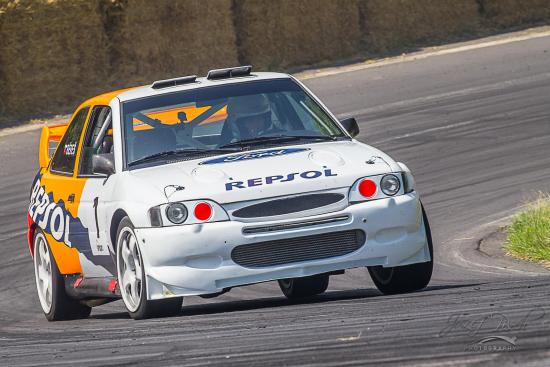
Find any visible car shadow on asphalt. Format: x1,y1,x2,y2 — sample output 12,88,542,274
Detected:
89,283,482,320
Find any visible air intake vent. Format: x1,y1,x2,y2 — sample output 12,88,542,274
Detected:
233,193,345,219
207,65,252,80
151,75,197,89
231,229,365,268
242,215,350,234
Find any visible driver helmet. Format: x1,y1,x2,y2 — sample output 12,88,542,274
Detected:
227,94,272,138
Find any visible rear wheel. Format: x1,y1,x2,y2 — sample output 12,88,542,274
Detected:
278,273,329,299
33,230,91,321
367,203,433,295
116,217,182,319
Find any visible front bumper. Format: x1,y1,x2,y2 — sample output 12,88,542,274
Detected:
134,192,430,300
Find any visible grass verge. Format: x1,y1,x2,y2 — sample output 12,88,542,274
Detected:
505,194,550,267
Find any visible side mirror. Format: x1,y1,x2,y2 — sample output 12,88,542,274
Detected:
92,153,115,176
340,117,359,138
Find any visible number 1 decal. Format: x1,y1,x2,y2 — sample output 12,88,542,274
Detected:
93,197,100,238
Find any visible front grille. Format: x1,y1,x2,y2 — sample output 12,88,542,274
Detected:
231,229,365,268
232,193,345,218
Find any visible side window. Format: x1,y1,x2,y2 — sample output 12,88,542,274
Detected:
50,107,90,174
79,106,112,176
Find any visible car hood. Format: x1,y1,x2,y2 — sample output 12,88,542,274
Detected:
128,141,400,204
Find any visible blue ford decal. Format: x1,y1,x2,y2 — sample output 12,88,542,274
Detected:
200,148,309,165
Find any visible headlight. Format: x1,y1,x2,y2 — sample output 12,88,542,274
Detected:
380,174,400,196
165,202,188,224
154,199,229,226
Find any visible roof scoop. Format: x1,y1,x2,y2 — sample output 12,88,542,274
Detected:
207,65,252,80
151,75,197,89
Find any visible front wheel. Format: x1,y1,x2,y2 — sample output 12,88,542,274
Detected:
33,230,91,321
116,217,182,319
367,203,434,295
278,273,329,299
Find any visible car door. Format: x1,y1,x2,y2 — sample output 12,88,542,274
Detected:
33,106,91,276
74,105,117,277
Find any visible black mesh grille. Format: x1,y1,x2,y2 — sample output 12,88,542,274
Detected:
232,193,345,218
231,230,365,268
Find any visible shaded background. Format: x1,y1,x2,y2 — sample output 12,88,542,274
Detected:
1,0,550,124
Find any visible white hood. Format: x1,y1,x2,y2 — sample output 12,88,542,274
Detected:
128,141,400,204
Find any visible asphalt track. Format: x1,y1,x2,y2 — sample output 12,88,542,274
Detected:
1,34,550,366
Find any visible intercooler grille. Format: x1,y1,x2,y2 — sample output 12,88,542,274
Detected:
231,229,365,268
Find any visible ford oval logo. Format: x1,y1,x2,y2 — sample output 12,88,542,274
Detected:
200,148,309,165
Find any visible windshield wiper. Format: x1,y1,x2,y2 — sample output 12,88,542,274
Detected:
218,134,340,149
128,147,241,167
286,135,341,141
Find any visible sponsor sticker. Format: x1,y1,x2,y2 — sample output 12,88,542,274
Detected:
63,142,77,156
29,180,73,246
225,169,337,190
28,178,91,255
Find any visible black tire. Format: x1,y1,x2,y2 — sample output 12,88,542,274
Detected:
116,217,182,320
33,229,91,321
278,273,330,299
367,203,434,295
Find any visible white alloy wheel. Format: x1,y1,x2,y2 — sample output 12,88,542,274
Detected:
34,232,53,314
117,227,144,313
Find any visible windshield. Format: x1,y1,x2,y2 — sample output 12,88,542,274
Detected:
122,78,347,169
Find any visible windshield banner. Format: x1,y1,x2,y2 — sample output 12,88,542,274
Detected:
200,147,309,165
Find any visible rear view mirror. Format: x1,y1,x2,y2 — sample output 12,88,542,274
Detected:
92,153,115,176
340,117,359,138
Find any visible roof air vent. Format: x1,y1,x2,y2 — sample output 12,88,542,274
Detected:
206,65,252,80
151,75,197,89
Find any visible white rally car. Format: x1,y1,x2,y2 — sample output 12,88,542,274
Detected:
28,66,433,320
